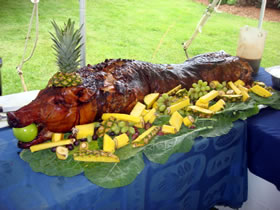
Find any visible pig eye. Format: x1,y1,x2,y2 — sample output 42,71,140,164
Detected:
53,97,64,105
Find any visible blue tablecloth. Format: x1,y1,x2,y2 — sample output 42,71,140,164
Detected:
0,121,248,210
247,68,280,190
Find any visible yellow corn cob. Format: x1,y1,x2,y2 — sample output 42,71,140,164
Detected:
103,134,116,153
221,94,243,102
113,133,129,149
199,90,219,103
239,88,250,102
73,123,95,139
254,81,266,87
187,106,213,115
238,85,249,92
209,80,221,89
167,98,190,114
51,133,64,142
74,152,120,163
102,113,142,124
161,125,177,134
149,114,157,124
141,109,149,116
183,116,194,127
134,118,145,128
195,99,209,109
132,126,160,146
144,93,160,109
209,99,226,112
234,79,245,87
166,84,182,96
228,81,242,95
250,85,272,98
143,108,156,123
130,102,146,117
169,111,183,132
152,101,158,109
30,139,74,153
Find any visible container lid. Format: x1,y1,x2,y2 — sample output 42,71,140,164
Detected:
265,66,280,79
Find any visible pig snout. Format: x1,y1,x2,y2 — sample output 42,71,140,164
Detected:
7,112,22,128
7,110,37,128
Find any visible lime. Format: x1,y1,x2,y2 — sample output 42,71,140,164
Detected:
12,123,38,142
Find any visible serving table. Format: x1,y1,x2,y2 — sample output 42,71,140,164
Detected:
0,90,248,209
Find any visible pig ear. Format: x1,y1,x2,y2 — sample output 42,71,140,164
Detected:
78,88,96,103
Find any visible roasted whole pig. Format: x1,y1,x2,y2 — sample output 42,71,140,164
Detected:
7,51,253,148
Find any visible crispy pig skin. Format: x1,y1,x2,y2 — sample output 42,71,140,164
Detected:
7,51,253,148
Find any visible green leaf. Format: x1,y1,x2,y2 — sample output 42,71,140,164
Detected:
115,143,145,161
143,126,204,164
20,149,84,177
218,100,259,120
83,153,145,188
249,90,280,110
195,116,233,138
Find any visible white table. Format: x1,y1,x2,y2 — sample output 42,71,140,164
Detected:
0,90,39,128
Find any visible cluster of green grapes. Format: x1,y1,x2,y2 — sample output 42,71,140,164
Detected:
157,93,173,113
97,118,136,137
188,80,211,100
110,121,135,135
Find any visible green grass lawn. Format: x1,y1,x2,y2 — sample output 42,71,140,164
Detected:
0,0,279,95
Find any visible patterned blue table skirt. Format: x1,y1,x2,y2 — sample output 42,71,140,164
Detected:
0,120,247,210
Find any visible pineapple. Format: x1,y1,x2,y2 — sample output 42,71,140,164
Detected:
48,19,83,87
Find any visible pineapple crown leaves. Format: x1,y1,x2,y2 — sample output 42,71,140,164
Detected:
50,18,83,73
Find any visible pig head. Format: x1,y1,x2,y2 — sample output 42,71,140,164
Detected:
7,86,97,133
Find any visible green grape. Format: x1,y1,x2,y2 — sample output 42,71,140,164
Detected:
157,101,163,108
198,80,203,85
164,109,169,115
114,127,120,134
223,87,228,92
203,81,208,86
194,93,199,99
222,81,227,86
201,86,206,91
192,83,197,88
203,91,207,95
162,93,169,99
217,84,223,90
118,121,126,128
121,126,129,133
195,87,200,92
93,122,100,127
199,92,203,97
159,104,166,112
189,88,194,93
111,124,118,132
129,127,135,134
206,86,210,91
157,97,164,103
187,91,192,97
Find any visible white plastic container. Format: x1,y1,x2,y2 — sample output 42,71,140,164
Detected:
236,26,267,75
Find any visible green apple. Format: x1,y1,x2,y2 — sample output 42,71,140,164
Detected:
13,123,38,142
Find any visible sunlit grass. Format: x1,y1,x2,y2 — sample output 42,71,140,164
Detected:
0,0,279,95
